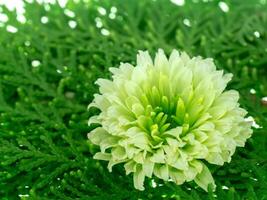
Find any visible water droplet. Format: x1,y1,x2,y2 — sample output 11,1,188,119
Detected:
250,88,256,94
151,179,157,188
111,6,117,13
6,25,18,33
170,0,185,6
250,177,258,181
68,20,77,29
262,96,267,106
41,16,49,24
95,17,103,28
0,0,25,14
32,60,41,67
65,92,75,99
101,28,110,36
0,13,8,23
56,69,62,74
219,1,229,12
44,4,50,11
183,18,191,27
64,9,75,18
254,31,260,38
222,185,229,190
17,14,26,23
18,194,29,198
58,0,67,8
24,41,31,46
109,13,116,19
98,7,107,15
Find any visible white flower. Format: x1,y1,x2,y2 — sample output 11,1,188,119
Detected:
88,49,253,191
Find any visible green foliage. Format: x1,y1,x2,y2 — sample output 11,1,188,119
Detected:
0,0,267,199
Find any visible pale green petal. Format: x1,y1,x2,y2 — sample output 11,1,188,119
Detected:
93,152,111,161
150,148,165,163
180,52,190,64
173,66,193,94
125,95,141,108
169,168,186,185
154,49,169,72
133,151,145,164
111,146,127,160
214,118,233,134
198,122,215,131
193,78,215,109
88,127,109,145
190,160,203,173
123,144,140,159
88,94,110,111
124,80,142,97
108,157,128,172
165,138,183,148
194,164,216,191
127,133,151,151
124,160,137,175
95,78,115,94
190,58,215,86
137,50,152,68
109,63,134,79
212,71,232,96
88,115,100,126
208,106,227,120
163,127,183,139
131,66,148,84
192,130,208,143
109,67,120,75
100,137,120,153
214,90,239,109
206,152,224,165
176,97,185,119
169,155,188,170
169,49,180,66
143,158,154,177
132,103,145,116
184,164,199,181
154,164,169,181
133,165,145,191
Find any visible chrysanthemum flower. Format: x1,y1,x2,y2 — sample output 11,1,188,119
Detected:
88,49,252,191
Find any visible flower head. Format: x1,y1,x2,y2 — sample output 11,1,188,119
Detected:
88,49,252,191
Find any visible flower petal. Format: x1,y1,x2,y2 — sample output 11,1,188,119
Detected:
194,164,216,192
133,165,145,190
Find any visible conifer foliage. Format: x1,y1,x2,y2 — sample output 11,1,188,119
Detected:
0,0,267,199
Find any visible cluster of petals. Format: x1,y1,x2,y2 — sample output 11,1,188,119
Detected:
88,49,252,191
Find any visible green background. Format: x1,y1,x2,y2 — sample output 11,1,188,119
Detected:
0,0,267,199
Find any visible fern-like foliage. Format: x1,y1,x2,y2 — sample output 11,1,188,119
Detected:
0,0,267,199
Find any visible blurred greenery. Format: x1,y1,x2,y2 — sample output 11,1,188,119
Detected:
0,0,267,199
